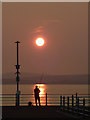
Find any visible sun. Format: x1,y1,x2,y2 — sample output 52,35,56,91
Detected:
35,37,45,46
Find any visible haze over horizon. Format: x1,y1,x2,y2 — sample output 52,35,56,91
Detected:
2,72,88,84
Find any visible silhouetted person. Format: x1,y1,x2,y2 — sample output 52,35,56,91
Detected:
34,86,40,106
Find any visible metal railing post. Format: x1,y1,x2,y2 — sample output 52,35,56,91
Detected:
77,97,79,108
72,94,74,109
67,96,69,110
46,93,47,106
83,98,85,112
63,96,65,110
60,95,62,107
76,93,77,107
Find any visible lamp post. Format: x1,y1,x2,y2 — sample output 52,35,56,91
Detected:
15,41,20,106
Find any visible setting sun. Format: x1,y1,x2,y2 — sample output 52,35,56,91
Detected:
36,37,45,46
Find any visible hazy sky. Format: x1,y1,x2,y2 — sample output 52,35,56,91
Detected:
2,2,88,76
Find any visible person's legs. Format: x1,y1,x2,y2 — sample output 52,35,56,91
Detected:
38,97,40,106
35,97,37,106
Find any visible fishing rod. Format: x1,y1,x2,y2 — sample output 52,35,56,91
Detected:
38,73,44,90
39,72,47,94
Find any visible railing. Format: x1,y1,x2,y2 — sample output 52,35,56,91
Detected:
59,94,90,118
0,93,90,107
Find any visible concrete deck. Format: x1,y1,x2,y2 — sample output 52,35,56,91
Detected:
2,106,88,120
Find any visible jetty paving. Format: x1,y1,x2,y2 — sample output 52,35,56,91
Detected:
2,106,88,120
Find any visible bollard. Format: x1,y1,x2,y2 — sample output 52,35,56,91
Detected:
46,93,47,106
63,96,65,110
60,95,62,107
72,95,74,109
67,96,69,111
28,102,32,107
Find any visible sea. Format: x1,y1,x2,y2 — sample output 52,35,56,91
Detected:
1,84,89,106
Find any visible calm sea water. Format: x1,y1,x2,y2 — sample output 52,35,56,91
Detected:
1,84,88,106
2,84,88,94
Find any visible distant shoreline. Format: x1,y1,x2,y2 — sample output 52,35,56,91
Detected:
2,74,88,84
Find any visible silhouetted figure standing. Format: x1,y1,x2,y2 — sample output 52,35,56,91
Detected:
34,86,40,106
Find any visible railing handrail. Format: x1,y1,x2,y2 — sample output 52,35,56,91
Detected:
0,93,90,95
1,93,90,109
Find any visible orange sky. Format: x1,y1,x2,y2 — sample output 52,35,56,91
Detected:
2,2,88,76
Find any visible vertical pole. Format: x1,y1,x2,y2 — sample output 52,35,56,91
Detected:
76,93,77,107
15,41,20,106
83,98,85,112
72,95,74,109
17,42,19,92
67,96,69,110
77,97,79,108
46,93,47,106
16,94,20,106
60,95,62,107
63,96,65,110
16,93,17,106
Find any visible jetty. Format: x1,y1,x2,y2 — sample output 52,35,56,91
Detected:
1,93,90,119
2,106,89,120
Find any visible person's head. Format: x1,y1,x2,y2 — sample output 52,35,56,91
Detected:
36,86,38,89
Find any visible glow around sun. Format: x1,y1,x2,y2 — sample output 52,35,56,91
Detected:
35,37,45,46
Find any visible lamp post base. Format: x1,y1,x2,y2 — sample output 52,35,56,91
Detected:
16,93,20,106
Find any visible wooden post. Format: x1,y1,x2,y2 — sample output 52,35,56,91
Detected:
67,96,69,110
46,93,47,106
83,98,85,112
76,93,77,107
72,95,74,109
63,96,65,110
60,95,62,106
